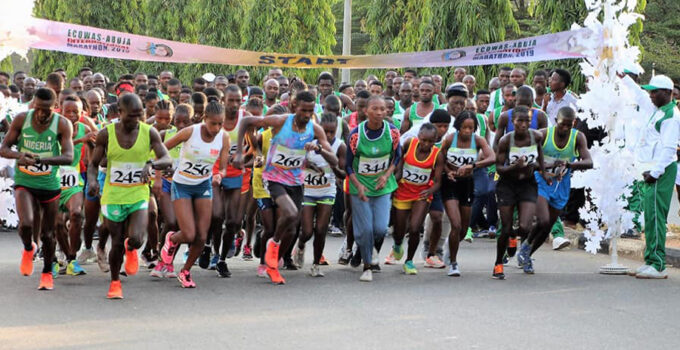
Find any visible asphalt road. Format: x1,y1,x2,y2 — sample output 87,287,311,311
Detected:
0,232,679,350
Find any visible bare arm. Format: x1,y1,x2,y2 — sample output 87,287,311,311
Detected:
537,110,548,129
310,123,338,167
332,142,347,179
87,128,108,197
340,93,356,112
492,112,508,151
41,116,73,166
569,132,593,171
474,135,496,169
164,126,193,150
234,114,287,169
0,112,28,160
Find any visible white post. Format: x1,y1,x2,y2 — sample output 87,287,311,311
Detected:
341,0,352,84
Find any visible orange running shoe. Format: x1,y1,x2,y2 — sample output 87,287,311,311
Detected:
107,280,123,299
319,255,329,266
20,242,37,276
492,264,505,280
266,267,286,285
264,239,280,269
124,238,139,276
38,272,53,290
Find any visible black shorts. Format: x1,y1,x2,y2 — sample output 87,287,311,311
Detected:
267,182,303,211
495,177,537,207
15,185,61,204
441,176,474,206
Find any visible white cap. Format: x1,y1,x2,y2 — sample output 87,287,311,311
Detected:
642,75,674,91
622,63,643,76
202,73,216,82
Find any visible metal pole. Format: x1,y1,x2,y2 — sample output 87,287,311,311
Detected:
341,0,352,84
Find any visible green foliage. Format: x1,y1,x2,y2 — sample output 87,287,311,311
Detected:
639,0,679,82
241,0,337,84
0,57,13,73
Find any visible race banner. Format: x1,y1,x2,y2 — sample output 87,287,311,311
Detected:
19,17,594,69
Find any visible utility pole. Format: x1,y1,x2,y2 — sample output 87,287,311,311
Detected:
341,0,352,84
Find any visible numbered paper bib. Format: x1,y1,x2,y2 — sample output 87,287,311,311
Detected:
178,160,212,179
509,145,538,165
271,145,306,170
402,163,431,185
446,148,477,168
18,152,53,176
358,154,389,176
60,166,80,189
544,156,570,175
109,161,145,187
304,170,331,189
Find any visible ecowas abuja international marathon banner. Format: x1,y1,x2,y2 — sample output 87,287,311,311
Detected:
25,17,593,68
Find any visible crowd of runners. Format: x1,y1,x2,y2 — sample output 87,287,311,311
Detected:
0,64,678,298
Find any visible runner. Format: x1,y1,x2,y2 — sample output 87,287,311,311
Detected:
439,111,495,276
234,90,336,284
0,87,74,290
159,101,229,287
87,93,171,299
56,96,95,276
388,123,443,275
492,106,545,280
346,95,401,282
150,104,193,278
293,112,346,277
486,67,513,114
517,106,592,274
400,79,439,134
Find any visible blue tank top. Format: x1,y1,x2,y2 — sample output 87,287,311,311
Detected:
263,114,315,186
506,108,540,132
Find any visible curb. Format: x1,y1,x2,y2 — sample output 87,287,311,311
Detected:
556,227,680,268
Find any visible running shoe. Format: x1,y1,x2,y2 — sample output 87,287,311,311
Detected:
384,251,397,265
38,272,53,291
403,260,418,275
20,242,36,276
96,245,110,273
76,247,96,265
257,264,267,278
52,262,59,279
58,263,67,275
370,264,381,273
242,246,253,261
424,255,446,269
198,245,212,269
284,257,298,270
56,250,67,267
150,262,165,278
328,224,343,237
447,262,461,277
264,238,280,269
141,250,157,269
66,260,86,276
552,236,571,250
310,264,324,277
234,229,245,257
464,228,474,243
253,231,262,259
160,231,178,265
292,246,305,268
391,244,404,261
178,269,197,288
209,254,219,270
502,253,509,266
629,264,652,276
517,242,531,268
487,225,497,239
371,247,379,266
473,229,489,239
164,263,177,278
319,255,329,266
338,250,352,265
492,264,505,280
124,238,139,276
507,237,518,257
636,266,668,279
359,269,372,282
107,280,123,299
266,267,286,285
216,260,231,278
523,257,534,274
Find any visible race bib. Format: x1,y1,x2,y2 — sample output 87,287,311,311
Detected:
509,145,538,165
109,161,145,186
543,156,569,175
60,166,80,189
358,154,389,176
402,163,431,185
304,170,331,189
18,152,53,176
178,160,212,179
446,148,477,168
271,145,306,170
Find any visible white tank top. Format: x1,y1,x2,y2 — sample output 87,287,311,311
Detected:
173,123,225,185
303,138,342,198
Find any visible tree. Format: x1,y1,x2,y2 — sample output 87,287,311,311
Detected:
241,0,337,84
32,0,146,80
639,0,679,81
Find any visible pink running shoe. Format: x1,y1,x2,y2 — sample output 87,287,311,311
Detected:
150,262,165,278
177,269,196,288
257,264,267,278
160,232,178,265
164,263,177,278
